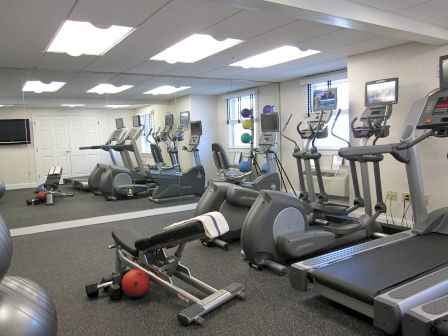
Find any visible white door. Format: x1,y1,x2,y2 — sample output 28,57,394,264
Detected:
34,115,101,184
68,116,101,178
34,117,72,184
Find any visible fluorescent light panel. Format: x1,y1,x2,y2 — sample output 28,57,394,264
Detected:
143,85,190,95
151,34,243,64
61,104,85,107
47,20,134,57
230,46,320,69
22,81,66,93
105,105,131,109
87,84,133,94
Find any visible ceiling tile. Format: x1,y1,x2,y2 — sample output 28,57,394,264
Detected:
350,0,429,12
399,0,448,22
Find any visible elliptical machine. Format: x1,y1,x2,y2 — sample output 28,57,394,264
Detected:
241,82,397,275
149,113,180,174
99,116,154,201
148,120,205,202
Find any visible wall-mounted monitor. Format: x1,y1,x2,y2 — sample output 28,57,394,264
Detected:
365,77,399,107
0,119,31,145
261,112,279,132
190,121,202,135
115,118,124,129
439,55,448,90
132,115,141,127
165,113,174,126
313,88,337,111
180,111,190,127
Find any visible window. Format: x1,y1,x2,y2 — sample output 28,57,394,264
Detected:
307,78,349,150
139,113,154,154
227,94,258,148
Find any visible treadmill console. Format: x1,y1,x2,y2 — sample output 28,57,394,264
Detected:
417,90,448,130
259,132,277,146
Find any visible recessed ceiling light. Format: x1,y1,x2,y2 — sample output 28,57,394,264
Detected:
143,85,190,95
61,104,86,107
22,81,66,93
150,34,243,64
87,84,133,94
105,104,131,109
0,105,13,107
229,46,320,69
47,20,134,57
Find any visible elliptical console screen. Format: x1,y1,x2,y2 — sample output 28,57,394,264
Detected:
132,115,141,127
261,112,279,132
365,78,398,106
190,121,202,135
165,113,174,126
180,111,190,127
313,88,337,111
115,118,124,129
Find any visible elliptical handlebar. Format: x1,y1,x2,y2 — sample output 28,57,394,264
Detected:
332,108,351,147
145,127,153,144
282,114,299,147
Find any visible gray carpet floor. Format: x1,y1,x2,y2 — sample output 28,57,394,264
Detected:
0,186,199,229
8,210,385,336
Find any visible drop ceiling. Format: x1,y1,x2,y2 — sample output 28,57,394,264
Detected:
1,0,448,108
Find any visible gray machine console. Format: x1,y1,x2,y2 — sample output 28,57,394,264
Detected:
259,112,279,146
417,90,448,130
189,121,202,146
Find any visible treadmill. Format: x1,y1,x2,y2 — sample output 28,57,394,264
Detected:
290,67,448,335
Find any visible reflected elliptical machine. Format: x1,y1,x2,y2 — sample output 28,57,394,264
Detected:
149,118,205,202
290,56,448,336
99,115,154,200
195,110,295,249
241,80,397,275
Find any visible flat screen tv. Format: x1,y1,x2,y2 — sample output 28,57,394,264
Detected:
313,88,337,111
0,119,31,145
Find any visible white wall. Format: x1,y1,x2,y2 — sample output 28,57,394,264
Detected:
190,95,219,180
347,42,448,220
0,107,135,188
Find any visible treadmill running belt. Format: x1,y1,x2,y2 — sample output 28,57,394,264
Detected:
312,233,448,304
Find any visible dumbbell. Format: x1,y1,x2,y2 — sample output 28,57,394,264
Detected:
85,272,123,300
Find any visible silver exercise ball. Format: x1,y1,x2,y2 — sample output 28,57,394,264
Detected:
0,215,12,280
0,276,58,336
0,180,5,199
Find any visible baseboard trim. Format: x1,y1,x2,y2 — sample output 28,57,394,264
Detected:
5,182,35,190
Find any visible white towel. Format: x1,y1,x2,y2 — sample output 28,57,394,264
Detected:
164,211,229,239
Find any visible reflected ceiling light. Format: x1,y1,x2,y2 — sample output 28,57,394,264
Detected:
143,85,190,95
105,105,131,108
0,105,13,107
150,34,243,64
229,46,320,69
22,81,66,93
61,104,85,107
87,84,133,94
47,20,134,57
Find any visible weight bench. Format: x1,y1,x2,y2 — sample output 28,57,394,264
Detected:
44,166,74,204
109,211,246,326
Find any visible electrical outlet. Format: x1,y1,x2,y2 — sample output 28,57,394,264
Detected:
402,192,411,202
386,191,398,201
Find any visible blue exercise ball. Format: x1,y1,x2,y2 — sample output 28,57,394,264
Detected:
261,163,270,174
262,105,274,113
0,179,5,199
239,161,252,173
240,108,252,118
